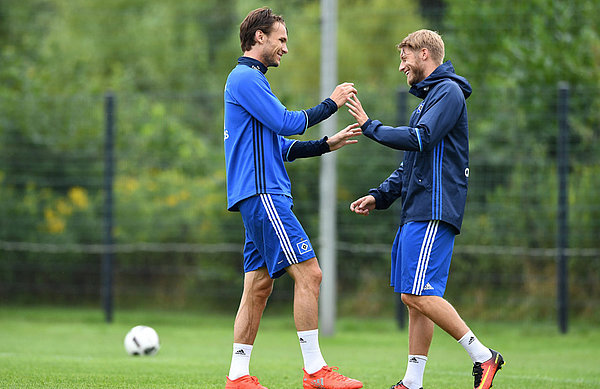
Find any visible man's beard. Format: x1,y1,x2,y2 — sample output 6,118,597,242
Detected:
408,66,425,86
263,51,280,67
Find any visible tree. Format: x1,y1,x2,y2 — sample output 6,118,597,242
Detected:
442,0,600,320
444,0,600,164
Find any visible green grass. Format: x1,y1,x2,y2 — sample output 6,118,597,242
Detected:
0,307,599,388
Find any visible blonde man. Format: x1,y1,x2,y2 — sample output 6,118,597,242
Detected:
348,30,504,389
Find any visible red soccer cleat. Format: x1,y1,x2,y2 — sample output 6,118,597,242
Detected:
472,349,504,389
303,365,363,389
225,375,268,389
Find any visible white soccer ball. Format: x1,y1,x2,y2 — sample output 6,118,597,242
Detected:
124,325,160,356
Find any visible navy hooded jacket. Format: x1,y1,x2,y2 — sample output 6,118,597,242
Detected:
362,61,472,233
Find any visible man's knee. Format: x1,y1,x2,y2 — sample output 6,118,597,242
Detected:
245,270,274,300
254,279,274,300
288,257,322,289
402,293,442,313
401,293,426,309
298,267,322,292
306,262,322,286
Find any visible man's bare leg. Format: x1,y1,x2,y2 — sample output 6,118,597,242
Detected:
286,258,362,387
286,257,322,331
234,268,274,344
228,268,273,381
407,306,435,355
401,294,469,340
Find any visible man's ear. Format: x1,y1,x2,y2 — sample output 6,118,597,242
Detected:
420,48,429,61
255,29,265,45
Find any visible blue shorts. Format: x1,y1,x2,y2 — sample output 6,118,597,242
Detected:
238,194,316,279
391,220,455,296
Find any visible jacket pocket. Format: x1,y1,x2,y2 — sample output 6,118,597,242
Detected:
412,152,432,188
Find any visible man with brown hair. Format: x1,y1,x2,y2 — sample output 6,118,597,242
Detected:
348,30,504,389
223,7,363,389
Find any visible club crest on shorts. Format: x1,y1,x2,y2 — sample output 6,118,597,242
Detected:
296,239,312,255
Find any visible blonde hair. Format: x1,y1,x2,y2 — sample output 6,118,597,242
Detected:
397,29,445,65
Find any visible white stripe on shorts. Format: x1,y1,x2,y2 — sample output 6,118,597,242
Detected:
259,194,298,265
412,220,439,295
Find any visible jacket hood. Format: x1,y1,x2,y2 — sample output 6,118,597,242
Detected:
409,61,472,100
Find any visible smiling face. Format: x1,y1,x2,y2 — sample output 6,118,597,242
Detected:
399,47,426,86
258,22,288,67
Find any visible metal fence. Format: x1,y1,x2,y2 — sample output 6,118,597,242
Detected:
0,84,598,331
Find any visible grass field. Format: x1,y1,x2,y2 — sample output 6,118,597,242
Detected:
0,307,599,388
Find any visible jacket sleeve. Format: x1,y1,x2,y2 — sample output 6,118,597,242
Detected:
361,82,464,152
232,72,308,136
281,137,330,162
362,119,422,151
305,98,338,127
368,163,403,210
280,137,296,161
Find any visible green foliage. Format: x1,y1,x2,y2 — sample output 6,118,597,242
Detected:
114,169,228,243
445,0,600,163
453,162,600,322
441,0,600,321
0,0,598,319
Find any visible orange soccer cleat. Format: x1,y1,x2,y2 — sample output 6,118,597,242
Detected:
472,349,504,389
303,365,363,389
225,375,268,389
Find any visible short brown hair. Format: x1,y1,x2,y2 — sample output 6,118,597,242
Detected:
239,7,285,52
397,29,445,65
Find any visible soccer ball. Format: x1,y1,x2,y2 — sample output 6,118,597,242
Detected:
124,325,160,356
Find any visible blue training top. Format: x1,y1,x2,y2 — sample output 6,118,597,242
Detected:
223,57,337,211
363,61,472,233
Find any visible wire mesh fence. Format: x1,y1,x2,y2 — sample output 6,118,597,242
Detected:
0,83,598,326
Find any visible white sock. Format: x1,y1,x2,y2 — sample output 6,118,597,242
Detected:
458,331,492,363
228,343,253,380
402,355,427,389
297,329,327,374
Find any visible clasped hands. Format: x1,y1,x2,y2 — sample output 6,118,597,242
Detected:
328,83,376,216
326,83,370,151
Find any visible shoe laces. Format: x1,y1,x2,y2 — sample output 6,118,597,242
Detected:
321,366,348,382
390,381,404,389
246,376,263,387
472,362,484,387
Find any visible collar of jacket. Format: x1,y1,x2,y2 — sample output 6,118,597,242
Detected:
238,56,268,74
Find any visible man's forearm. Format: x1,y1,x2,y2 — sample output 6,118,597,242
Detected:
286,137,330,161
304,98,338,128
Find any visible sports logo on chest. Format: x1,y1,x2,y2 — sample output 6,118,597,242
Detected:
416,102,425,115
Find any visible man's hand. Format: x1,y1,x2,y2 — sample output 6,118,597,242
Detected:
327,123,362,151
329,82,357,108
350,195,376,216
346,94,369,127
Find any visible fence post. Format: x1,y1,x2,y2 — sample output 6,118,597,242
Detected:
557,82,569,334
102,92,116,323
395,88,408,330
319,0,338,337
